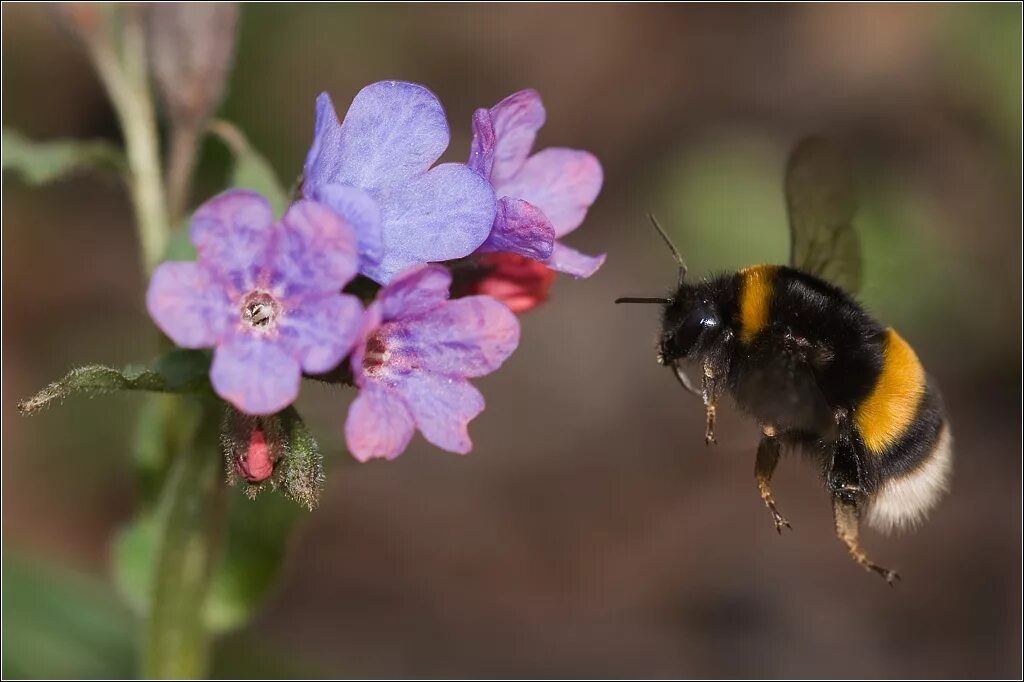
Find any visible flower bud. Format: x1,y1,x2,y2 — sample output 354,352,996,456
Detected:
221,406,324,509
464,252,555,314
235,427,273,483
147,3,239,128
222,409,278,490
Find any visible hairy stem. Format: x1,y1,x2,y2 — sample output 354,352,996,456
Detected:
87,7,170,273
142,403,226,679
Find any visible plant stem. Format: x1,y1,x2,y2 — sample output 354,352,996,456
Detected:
165,120,202,227
78,9,222,678
87,7,170,273
142,403,226,679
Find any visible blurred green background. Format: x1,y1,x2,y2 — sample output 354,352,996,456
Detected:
2,3,1021,678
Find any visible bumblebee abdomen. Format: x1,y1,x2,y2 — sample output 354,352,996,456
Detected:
853,329,952,533
854,329,926,454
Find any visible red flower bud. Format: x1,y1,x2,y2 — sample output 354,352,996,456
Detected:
468,252,555,314
235,427,274,483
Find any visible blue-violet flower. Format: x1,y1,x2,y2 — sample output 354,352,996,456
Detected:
303,80,497,284
147,189,363,415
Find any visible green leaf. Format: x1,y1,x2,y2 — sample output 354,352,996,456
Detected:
210,119,288,216
112,514,159,617
1,129,125,185
18,349,212,415
2,550,136,679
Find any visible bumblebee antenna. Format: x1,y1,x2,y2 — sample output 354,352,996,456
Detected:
648,213,687,286
614,297,672,305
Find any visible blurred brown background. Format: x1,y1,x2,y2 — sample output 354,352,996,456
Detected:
3,3,1021,678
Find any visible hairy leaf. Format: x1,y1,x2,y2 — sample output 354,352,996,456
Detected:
1,129,125,185
18,349,211,415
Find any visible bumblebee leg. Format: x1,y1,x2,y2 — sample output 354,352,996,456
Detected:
754,430,791,533
703,401,717,445
831,494,900,585
701,359,721,445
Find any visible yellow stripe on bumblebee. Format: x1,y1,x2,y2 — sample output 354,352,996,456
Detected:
855,329,926,454
738,265,778,343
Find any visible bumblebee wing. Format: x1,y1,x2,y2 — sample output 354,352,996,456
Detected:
785,137,862,294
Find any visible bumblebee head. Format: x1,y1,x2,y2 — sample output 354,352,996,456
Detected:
658,286,723,364
615,213,726,365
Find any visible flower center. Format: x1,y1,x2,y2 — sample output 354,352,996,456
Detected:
362,333,388,377
241,291,280,331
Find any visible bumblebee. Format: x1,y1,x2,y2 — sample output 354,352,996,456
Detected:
617,138,952,583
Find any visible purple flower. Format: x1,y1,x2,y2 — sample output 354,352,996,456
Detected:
345,265,519,461
147,189,363,415
303,81,497,284
469,89,605,278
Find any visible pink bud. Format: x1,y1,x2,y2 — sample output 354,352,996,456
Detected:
235,427,274,483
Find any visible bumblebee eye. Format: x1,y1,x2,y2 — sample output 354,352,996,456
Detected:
662,304,721,361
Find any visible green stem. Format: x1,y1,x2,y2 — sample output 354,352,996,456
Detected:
77,9,220,678
142,403,226,679
165,120,203,227
87,7,170,273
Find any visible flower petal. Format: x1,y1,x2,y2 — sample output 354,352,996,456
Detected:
345,381,415,461
478,197,555,260
385,296,519,378
190,189,275,292
147,262,233,348
498,148,603,237
546,241,606,279
395,374,485,454
309,184,384,272
467,252,556,314
468,108,495,178
302,92,344,195
377,265,451,321
367,163,496,283
277,293,363,374
489,89,546,186
266,200,358,298
304,83,449,192
210,333,301,415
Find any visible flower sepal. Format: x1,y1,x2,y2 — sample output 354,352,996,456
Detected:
221,405,324,511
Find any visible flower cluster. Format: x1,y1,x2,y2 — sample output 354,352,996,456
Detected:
147,81,603,466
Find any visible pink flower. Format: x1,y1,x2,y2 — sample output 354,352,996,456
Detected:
469,89,605,278
345,265,519,461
